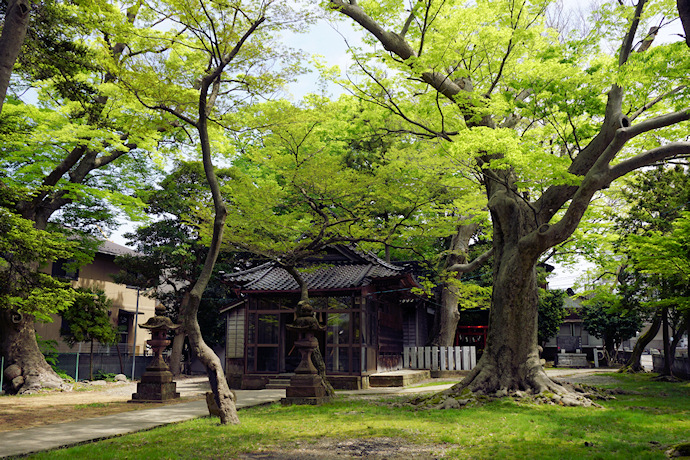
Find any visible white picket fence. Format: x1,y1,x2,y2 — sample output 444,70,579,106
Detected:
403,346,476,371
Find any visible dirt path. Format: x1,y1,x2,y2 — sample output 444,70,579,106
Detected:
0,376,210,432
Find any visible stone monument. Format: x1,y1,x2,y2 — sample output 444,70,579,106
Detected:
130,304,181,402
282,300,332,405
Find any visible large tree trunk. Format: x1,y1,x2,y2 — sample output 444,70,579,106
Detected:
0,228,67,393
454,245,563,395
0,311,68,394
0,0,31,115
168,329,186,376
445,192,586,402
620,311,661,373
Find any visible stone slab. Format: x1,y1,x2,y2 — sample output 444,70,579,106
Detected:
555,353,589,368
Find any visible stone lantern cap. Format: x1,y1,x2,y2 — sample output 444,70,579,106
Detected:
286,300,326,333
139,304,181,331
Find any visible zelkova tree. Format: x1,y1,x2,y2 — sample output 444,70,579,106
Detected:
1,2,161,393
109,0,308,424
329,0,690,400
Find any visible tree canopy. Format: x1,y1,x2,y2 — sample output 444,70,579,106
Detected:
326,0,690,399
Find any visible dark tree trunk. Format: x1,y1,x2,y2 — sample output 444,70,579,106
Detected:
115,342,124,375
603,335,618,365
0,311,67,393
620,311,661,373
668,317,687,374
661,307,672,376
168,329,186,376
679,0,690,47
0,0,31,115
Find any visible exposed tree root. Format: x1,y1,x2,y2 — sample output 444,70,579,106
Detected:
618,364,647,374
411,361,599,409
411,382,601,410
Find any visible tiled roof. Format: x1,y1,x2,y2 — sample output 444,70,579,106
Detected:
98,240,138,256
223,246,406,292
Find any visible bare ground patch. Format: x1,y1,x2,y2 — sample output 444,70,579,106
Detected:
237,437,456,459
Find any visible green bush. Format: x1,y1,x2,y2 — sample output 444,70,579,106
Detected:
93,370,118,382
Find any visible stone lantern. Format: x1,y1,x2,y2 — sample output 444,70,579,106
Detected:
131,304,181,402
282,300,332,405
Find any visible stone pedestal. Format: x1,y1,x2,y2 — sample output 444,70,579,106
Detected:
282,335,332,405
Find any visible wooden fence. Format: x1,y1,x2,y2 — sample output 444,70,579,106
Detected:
403,346,476,371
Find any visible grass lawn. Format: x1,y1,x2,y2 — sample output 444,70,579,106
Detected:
28,373,689,459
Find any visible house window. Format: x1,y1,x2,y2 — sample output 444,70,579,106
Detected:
117,311,133,345
226,308,245,359
317,296,359,375
245,310,280,373
52,259,79,281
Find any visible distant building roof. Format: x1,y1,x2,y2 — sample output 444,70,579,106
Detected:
223,246,411,292
98,240,138,257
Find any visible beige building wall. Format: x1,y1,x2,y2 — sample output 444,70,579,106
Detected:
35,245,156,356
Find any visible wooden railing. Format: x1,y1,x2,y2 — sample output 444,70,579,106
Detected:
403,346,476,371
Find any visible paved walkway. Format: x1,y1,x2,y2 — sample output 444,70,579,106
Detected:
0,388,285,458
0,368,615,458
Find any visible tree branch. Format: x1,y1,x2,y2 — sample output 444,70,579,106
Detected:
446,247,494,273
608,142,690,181
285,265,309,302
619,0,647,66
629,85,687,121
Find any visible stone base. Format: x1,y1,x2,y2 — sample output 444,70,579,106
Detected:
369,370,430,387
430,369,470,379
282,373,331,405
130,369,180,402
281,395,333,405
